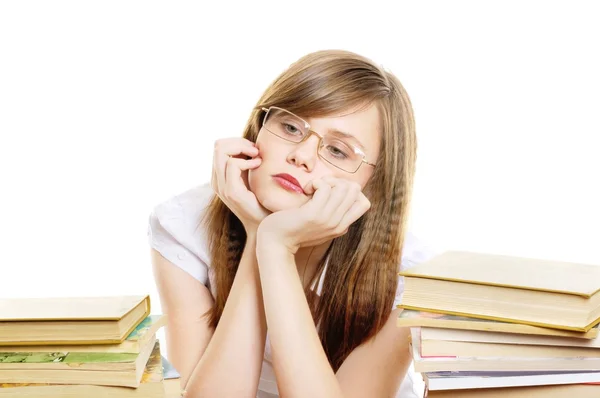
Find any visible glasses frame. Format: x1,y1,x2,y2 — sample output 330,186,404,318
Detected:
260,106,376,174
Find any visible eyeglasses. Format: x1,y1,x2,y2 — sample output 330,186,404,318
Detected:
260,107,376,173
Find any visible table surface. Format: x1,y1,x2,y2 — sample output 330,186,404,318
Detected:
164,379,181,398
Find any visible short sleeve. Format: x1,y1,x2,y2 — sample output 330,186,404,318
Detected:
147,184,214,287
393,232,438,309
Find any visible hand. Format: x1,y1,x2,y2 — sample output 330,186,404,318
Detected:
257,177,371,253
211,137,270,234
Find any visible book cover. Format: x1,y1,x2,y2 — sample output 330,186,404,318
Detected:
424,370,600,391
0,341,165,397
0,315,166,354
399,251,600,297
397,309,599,339
0,296,150,321
0,336,156,371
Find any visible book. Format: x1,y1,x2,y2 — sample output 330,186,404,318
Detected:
0,315,166,354
0,295,151,346
423,370,600,391
0,336,157,387
397,310,599,339
425,383,600,397
410,329,600,373
398,251,600,331
420,326,600,349
0,340,166,397
420,335,600,359
161,356,180,380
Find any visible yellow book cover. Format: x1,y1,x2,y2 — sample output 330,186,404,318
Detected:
0,295,151,346
0,315,166,353
0,296,150,321
398,251,600,331
397,309,599,339
399,251,600,297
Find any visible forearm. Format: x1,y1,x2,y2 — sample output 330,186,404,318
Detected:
185,233,267,397
256,242,343,398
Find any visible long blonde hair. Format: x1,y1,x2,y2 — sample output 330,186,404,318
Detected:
203,50,417,371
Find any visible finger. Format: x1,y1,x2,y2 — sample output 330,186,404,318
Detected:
225,140,259,159
339,194,371,229
305,178,332,212
214,139,259,171
225,157,262,187
216,146,259,175
224,157,262,202
321,181,351,220
213,139,259,194
302,175,338,196
329,182,361,225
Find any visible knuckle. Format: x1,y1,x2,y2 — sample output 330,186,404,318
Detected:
335,226,348,236
363,199,372,211
307,214,320,226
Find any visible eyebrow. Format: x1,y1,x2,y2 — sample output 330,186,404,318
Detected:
326,128,367,151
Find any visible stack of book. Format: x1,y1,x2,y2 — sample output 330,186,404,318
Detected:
0,295,169,397
397,251,600,397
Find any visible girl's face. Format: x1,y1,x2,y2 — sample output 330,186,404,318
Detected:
248,103,381,213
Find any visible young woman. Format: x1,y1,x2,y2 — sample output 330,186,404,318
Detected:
149,49,435,398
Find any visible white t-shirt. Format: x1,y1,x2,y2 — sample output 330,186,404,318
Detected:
148,184,435,398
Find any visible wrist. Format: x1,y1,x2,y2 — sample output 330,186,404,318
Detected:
245,227,258,242
243,220,263,240
256,224,298,255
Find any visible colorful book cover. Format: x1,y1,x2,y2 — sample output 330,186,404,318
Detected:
0,341,163,390
126,315,164,341
0,350,138,364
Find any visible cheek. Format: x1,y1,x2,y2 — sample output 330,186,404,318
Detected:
357,169,374,189
248,168,258,192
329,168,371,189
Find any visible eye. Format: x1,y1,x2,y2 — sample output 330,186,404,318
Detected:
282,123,303,136
325,144,350,159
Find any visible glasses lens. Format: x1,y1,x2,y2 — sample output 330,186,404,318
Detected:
264,108,307,142
319,136,363,172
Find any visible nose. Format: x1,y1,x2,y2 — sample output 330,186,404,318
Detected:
286,132,320,172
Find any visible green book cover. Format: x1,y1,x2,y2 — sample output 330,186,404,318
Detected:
0,350,138,364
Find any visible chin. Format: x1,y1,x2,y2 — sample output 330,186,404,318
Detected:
258,194,305,213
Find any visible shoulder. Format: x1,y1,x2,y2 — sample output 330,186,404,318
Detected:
148,184,215,285
152,183,214,223
400,231,437,271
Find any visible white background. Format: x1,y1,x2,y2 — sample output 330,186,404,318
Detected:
1,1,599,354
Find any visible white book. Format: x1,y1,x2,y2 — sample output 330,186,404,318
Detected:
421,327,600,348
424,370,600,391
410,328,600,373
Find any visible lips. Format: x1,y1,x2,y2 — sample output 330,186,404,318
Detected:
272,173,305,194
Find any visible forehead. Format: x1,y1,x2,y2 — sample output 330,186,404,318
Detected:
303,104,381,152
